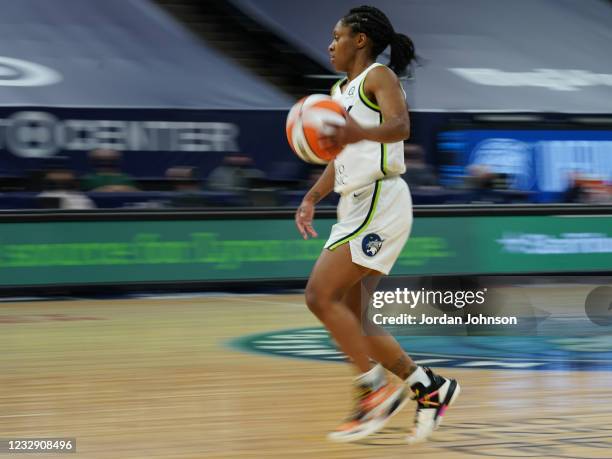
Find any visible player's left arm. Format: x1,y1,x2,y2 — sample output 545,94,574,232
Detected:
326,66,410,147
361,66,410,143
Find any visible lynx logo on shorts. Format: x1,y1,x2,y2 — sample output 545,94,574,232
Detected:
362,233,383,257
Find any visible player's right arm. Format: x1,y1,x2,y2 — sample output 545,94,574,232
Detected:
295,161,335,240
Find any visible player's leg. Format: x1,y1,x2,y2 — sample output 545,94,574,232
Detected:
343,276,461,444
342,276,417,380
305,244,373,372
305,243,406,442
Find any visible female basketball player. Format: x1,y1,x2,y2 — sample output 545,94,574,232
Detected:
295,5,460,444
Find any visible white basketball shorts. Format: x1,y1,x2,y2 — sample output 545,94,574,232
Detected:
324,175,413,275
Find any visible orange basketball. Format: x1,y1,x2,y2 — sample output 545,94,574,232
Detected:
285,94,346,164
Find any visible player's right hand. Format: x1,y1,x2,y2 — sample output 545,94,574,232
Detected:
295,200,318,240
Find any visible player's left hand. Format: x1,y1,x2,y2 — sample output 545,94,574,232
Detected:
318,114,365,151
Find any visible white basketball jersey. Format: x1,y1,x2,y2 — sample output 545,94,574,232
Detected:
331,63,406,195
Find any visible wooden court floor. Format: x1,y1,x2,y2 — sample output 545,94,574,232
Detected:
1,289,611,458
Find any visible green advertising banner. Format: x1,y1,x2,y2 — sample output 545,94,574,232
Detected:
0,215,610,286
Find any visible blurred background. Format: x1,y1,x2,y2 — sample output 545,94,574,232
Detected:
1,2,612,458
0,0,609,293
0,0,611,211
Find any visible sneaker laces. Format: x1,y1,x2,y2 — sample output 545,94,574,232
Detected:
409,367,443,404
411,388,441,407
409,368,442,432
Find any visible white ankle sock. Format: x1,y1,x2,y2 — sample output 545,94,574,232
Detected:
355,364,386,390
406,366,431,388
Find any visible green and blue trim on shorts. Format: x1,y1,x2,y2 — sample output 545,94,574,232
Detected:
326,179,382,251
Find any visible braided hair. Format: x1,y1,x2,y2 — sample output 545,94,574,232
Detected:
341,5,416,76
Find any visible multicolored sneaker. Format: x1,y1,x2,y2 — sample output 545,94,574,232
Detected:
328,381,408,443
406,367,460,445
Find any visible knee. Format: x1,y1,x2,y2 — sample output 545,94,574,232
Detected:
305,283,331,318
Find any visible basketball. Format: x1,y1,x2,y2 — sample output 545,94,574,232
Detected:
285,94,347,164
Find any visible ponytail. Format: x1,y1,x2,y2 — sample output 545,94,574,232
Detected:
389,32,416,76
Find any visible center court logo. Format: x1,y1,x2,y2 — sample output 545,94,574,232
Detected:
0,56,62,87
229,327,612,372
